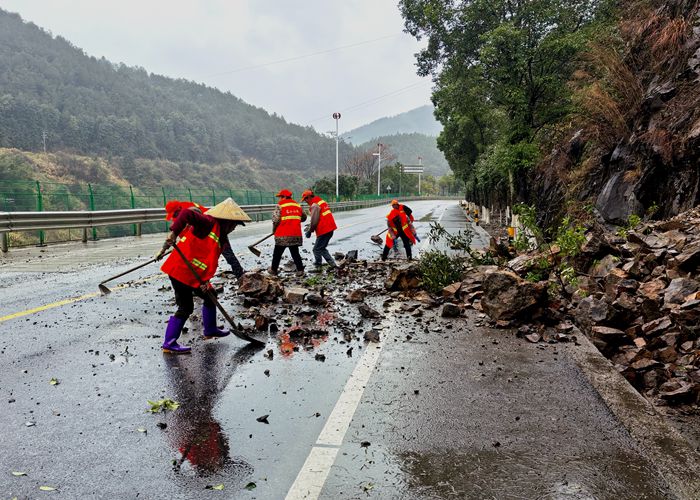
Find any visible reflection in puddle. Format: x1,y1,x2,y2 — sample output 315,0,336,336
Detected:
163,343,259,477
276,311,334,358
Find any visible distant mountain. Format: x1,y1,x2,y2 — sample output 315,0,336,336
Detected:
0,9,352,190
359,133,449,176
344,105,442,145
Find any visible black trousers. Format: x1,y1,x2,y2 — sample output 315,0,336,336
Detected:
221,246,244,278
271,245,304,272
381,230,412,260
170,277,215,319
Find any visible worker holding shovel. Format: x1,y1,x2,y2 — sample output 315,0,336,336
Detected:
166,200,246,279
301,189,338,272
269,189,307,277
381,199,416,261
157,198,251,354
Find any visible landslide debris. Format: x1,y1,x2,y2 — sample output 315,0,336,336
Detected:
471,206,700,409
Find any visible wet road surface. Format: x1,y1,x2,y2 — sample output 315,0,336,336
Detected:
0,200,674,498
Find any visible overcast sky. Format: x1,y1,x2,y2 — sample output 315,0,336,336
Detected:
1,0,432,133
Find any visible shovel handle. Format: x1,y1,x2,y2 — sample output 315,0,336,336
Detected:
250,232,274,248
99,250,172,286
171,244,264,346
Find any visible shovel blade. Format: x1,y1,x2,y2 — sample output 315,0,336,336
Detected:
248,245,262,257
370,235,383,244
98,283,111,295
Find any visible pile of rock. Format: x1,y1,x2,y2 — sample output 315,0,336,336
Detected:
468,207,700,406
568,209,700,406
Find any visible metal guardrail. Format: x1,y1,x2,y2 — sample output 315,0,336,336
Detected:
0,195,449,252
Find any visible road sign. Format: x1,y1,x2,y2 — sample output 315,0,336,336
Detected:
401,164,424,173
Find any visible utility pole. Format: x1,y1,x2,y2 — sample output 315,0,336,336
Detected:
332,112,341,200
373,143,383,196
42,130,47,154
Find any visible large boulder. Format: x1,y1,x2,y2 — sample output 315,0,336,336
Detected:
239,272,284,300
664,278,699,307
384,264,421,291
480,270,546,321
595,171,644,225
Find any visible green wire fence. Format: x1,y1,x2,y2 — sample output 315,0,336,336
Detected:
0,179,419,248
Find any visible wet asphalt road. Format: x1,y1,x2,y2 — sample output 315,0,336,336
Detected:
0,200,672,499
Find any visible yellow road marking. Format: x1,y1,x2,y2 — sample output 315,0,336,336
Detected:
0,274,163,324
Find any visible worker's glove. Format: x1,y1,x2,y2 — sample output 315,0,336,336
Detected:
305,230,312,239
200,281,215,294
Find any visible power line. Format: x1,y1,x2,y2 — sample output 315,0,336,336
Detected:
208,33,401,77
306,81,431,125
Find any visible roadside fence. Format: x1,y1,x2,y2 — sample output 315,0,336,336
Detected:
0,179,461,251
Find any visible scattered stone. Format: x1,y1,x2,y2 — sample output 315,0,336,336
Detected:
315,353,326,362
442,282,462,298
440,303,461,318
306,292,326,306
256,415,269,424
358,304,381,319
284,287,308,304
364,331,380,343
346,289,367,303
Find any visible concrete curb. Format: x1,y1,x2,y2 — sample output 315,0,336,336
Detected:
571,333,700,499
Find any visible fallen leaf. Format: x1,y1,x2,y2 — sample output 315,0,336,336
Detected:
213,484,225,490
39,486,56,491
245,482,257,490
362,483,375,492
11,471,27,476
49,378,59,386
147,398,180,413
137,428,147,433
256,415,269,424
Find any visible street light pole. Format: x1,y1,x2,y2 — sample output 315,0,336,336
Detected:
332,112,341,200
373,143,383,196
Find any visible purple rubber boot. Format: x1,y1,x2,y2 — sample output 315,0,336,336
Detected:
202,305,230,339
162,316,191,354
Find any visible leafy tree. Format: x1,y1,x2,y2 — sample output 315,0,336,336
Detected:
400,0,610,205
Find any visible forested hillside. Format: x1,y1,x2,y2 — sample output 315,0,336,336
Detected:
345,105,441,144
359,133,449,176
0,9,352,187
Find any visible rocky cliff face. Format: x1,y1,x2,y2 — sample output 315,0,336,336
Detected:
536,0,700,227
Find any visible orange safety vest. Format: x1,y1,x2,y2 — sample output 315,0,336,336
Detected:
398,204,415,223
161,222,222,287
309,196,337,236
275,198,303,238
385,208,416,248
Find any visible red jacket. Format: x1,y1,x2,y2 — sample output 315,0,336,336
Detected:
385,208,416,248
161,210,225,287
274,198,303,238
308,196,337,236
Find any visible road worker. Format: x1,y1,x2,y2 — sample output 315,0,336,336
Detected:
381,199,416,261
157,198,251,354
270,189,306,277
301,189,338,271
165,200,246,279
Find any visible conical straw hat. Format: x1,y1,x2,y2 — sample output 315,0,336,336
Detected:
204,197,252,222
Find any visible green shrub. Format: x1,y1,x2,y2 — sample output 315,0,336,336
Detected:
419,250,465,294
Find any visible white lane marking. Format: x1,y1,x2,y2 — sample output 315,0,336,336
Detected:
286,447,340,500
286,344,383,500
316,344,383,446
